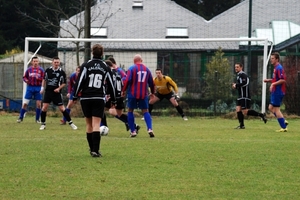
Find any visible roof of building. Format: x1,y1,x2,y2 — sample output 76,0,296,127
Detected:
58,0,300,50
0,52,53,63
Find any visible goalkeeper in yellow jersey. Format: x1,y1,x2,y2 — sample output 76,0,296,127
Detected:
149,68,188,120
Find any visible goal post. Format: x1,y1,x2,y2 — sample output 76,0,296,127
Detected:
23,37,272,114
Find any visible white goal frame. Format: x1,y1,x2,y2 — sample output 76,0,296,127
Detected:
23,37,272,113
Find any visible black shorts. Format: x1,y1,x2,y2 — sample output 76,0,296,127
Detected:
81,99,105,118
105,97,125,110
236,99,251,109
43,91,64,106
155,92,175,101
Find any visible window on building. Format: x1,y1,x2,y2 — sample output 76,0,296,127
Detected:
91,27,107,38
166,27,189,38
132,0,143,9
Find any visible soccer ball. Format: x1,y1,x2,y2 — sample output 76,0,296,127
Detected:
100,126,109,136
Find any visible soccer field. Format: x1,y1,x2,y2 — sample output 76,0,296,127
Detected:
0,113,299,199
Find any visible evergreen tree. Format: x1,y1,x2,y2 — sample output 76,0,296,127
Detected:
204,47,234,113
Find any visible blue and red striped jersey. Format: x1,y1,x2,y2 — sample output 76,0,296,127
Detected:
122,63,154,99
68,72,78,94
272,64,286,95
116,67,126,81
23,66,45,86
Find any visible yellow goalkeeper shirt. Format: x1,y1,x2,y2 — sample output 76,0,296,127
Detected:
153,76,178,95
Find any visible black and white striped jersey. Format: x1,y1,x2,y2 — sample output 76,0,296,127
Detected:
235,71,250,100
73,58,115,101
44,67,66,92
111,68,123,98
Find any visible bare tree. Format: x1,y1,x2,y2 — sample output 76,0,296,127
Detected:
17,0,122,65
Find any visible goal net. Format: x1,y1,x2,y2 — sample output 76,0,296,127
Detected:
21,37,271,116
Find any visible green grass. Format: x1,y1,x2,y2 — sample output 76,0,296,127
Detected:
0,113,300,199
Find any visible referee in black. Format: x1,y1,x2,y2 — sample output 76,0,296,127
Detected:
232,62,267,129
73,44,116,157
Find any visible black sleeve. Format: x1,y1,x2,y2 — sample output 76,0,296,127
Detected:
104,66,116,102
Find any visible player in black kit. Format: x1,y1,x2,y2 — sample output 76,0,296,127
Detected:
39,56,77,130
73,44,116,157
232,62,267,129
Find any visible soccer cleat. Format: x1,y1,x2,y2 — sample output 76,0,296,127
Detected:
90,152,102,157
130,132,137,137
39,124,46,130
135,124,140,134
17,118,23,123
262,113,267,124
125,123,130,131
285,120,289,127
36,120,41,124
234,125,245,129
276,128,288,132
183,116,188,121
70,123,78,130
148,130,155,138
60,119,66,125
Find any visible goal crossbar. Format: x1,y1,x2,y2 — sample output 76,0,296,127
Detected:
23,37,272,113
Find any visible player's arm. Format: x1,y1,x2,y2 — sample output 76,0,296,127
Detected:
121,68,132,97
235,74,249,88
168,77,178,93
23,69,30,84
40,79,46,94
263,78,272,83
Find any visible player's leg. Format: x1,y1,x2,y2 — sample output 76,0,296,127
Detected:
148,94,160,115
18,87,33,122
17,99,29,123
85,117,93,156
139,97,154,138
127,98,138,137
246,105,267,124
40,102,49,130
81,100,94,156
55,93,77,129
169,94,187,120
33,87,43,123
91,99,105,157
235,99,245,129
61,94,74,124
100,112,107,126
270,94,287,131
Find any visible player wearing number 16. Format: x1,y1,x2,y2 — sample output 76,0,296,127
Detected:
72,44,116,157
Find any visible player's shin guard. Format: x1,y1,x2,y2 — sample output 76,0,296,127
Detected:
115,114,128,123
36,108,41,121
237,111,244,126
62,108,70,122
92,131,101,153
143,112,152,130
127,112,135,132
149,104,153,115
278,118,286,128
175,105,184,117
247,109,260,116
62,110,72,123
101,113,107,126
41,111,47,124
86,132,93,151
20,108,27,119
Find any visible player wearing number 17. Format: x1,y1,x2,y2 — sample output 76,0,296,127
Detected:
122,54,155,138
